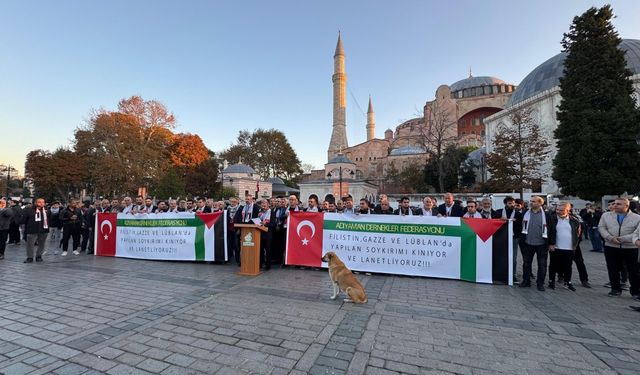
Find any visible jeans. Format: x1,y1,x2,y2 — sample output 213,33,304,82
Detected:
588,227,602,252
523,243,548,286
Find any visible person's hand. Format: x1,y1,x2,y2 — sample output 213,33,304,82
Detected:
612,237,621,244
635,239,640,247
549,245,555,252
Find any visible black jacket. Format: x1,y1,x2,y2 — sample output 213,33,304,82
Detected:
496,208,523,237
547,214,581,250
437,203,464,217
23,207,50,234
61,207,83,228
416,207,439,216
394,207,417,216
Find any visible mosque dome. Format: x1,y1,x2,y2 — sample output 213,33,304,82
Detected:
507,39,640,107
327,154,354,164
450,76,506,91
389,145,426,156
266,177,285,185
222,163,256,174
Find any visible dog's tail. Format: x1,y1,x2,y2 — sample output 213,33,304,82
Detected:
346,287,368,304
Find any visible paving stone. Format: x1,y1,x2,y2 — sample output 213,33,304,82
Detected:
0,362,37,375
136,358,170,372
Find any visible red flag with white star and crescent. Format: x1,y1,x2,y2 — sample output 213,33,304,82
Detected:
285,212,323,267
95,213,117,257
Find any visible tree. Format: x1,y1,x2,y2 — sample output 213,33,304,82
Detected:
553,5,640,200
486,108,551,198
420,98,459,192
424,146,470,192
170,133,210,167
25,148,87,201
220,129,302,180
399,164,430,193
185,157,219,198
74,97,176,196
383,162,402,194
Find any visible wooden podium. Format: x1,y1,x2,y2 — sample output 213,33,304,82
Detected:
235,224,268,276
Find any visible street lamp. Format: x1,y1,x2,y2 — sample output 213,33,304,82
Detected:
5,165,10,199
327,166,355,199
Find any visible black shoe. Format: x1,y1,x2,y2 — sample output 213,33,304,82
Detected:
629,306,640,312
608,290,622,297
24,258,33,263
537,285,545,291
548,282,555,290
564,283,576,292
0,254,4,260
35,256,43,262
581,281,591,288
519,282,531,288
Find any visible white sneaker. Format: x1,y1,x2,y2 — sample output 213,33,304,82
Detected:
61,251,68,256
73,250,80,255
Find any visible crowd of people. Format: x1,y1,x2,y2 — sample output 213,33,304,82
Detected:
2,192,640,309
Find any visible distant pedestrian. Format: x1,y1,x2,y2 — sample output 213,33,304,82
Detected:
0,198,14,260
598,198,640,297
22,198,50,263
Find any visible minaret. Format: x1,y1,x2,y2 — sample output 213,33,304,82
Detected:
366,95,375,141
328,32,348,161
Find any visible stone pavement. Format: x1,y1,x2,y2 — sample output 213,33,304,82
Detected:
1,238,639,375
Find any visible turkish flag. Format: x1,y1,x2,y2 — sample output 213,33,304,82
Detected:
285,212,323,267
95,213,117,257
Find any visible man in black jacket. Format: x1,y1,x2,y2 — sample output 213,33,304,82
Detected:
437,193,464,217
496,197,523,283
0,198,14,260
61,200,83,256
547,202,581,291
22,198,50,263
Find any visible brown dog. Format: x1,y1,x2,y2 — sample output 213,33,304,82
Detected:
321,252,368,303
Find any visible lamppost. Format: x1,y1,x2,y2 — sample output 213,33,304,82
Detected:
219,160,228,199
5,165,10,199
327,166,355,199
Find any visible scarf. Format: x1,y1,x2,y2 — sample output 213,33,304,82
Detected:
35,208,49,229
522,209,547,238
501,207,516,220
463,212,482,218
399,207,413,216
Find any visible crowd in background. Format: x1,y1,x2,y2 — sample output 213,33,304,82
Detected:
2,192,640,312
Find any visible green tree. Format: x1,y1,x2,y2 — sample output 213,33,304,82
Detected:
220,129,302,180
424,146,470,192
553,5,640,200
486,108,550,198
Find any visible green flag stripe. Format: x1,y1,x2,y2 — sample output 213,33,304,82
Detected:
117,219,201,227
325,218,479,281
195,224,205,261
459,235,477,282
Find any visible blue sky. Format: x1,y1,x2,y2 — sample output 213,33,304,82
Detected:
1,1,639,176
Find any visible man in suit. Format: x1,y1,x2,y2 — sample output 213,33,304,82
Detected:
240,194,260,223
438,193,463,217
417,197,439,216
394,196,415,216
373,199,394,215
195,198,211,213
22,198,50,263
496,196,523,283
226,197,241,265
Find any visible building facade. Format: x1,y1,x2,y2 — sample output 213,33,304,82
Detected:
484,38,640,195
300,34,516,201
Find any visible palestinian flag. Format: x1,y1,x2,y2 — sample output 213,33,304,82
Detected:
95,212,227,262
285,212,512,285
